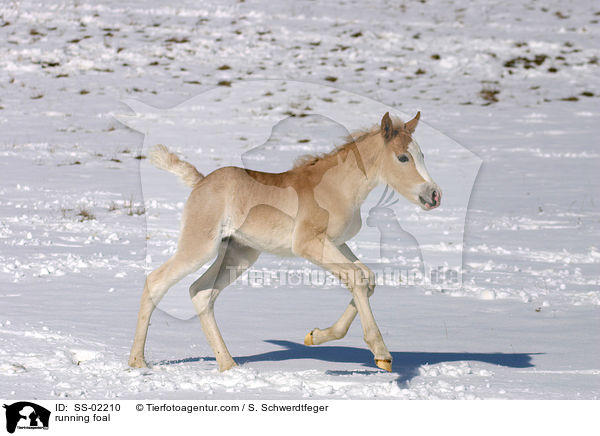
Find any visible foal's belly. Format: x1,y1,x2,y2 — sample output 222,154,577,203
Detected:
231,204,296,256
230,205,361,256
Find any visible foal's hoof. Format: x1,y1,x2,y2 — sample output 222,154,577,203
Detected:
304,330,315,346
128,357,148,369
218,360,237,372
375,359,392,372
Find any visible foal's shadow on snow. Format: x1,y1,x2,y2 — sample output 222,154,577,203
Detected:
161,340,539,386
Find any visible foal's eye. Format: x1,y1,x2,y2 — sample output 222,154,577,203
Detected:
397,154,409,163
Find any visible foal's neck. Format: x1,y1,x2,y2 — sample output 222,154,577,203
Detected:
336,133,383,208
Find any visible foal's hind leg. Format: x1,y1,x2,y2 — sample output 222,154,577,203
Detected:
129,221,222,368
189,238,260,372
128,252,216,368
304,243,375,346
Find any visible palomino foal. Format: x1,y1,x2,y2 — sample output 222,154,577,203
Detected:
129,112,441,372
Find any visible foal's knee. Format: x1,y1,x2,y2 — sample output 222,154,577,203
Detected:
352,283,370,300
367,284,375,298
353,269,375,297
365,269,376,296
352,263,375,297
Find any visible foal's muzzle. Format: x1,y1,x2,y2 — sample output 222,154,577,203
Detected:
418,185,441,210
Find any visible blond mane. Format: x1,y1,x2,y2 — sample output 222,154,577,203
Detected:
292,117,405,169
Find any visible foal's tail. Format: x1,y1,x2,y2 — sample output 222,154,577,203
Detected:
149,145,204,188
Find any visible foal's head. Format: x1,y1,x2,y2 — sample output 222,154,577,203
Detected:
378,112,441,210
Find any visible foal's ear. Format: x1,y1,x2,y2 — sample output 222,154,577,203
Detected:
405,111,421,133
380,112,394,141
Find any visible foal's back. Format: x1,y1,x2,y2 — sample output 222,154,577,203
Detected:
181,166,301,256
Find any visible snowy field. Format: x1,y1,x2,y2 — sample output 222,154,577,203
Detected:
0,0,599,400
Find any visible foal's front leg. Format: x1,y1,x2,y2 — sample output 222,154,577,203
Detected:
304,243,375,346
295,237,392,371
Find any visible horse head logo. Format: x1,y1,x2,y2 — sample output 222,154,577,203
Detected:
3,402,50,433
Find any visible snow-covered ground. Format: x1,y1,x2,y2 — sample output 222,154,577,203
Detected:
0,0,599,399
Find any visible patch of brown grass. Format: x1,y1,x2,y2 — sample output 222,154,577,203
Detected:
480,87,500,103
77,207,95,221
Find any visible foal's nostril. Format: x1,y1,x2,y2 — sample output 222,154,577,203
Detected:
431,191,438,204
